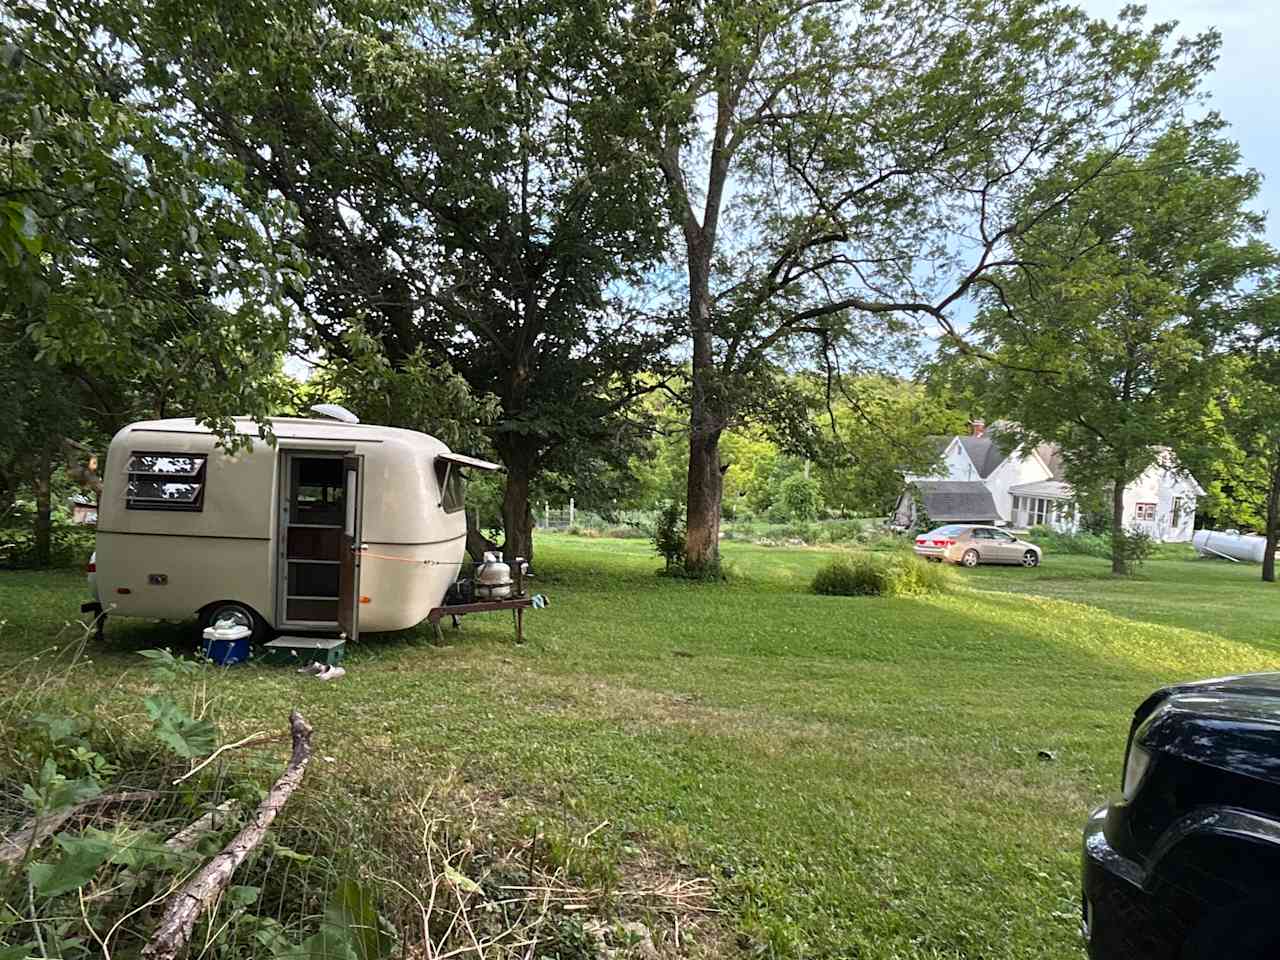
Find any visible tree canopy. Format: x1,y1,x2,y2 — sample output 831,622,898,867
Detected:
0,2,306,443
128,0,673,562
596,0,1218,573
943,123,1274,572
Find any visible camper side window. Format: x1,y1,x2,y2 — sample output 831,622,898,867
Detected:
434,463,465,513
126,453,207,511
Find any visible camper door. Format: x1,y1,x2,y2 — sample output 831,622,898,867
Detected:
338,454,363,641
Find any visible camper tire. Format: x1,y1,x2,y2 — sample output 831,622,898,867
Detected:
199,601,270,645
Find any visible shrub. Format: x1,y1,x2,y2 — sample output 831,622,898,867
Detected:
1114,526,1154,573
662,557,731,582
1027,525,1111,559
651,501,686,571
778,473,823,522
0,520,97,569
812,556,882,596
1026,524,1161,571
603,524,646,539
812,552,956,597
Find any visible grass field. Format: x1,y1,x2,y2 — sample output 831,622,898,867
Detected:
2,535,1278,958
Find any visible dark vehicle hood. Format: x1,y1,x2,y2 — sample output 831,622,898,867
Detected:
1134,673,1280,787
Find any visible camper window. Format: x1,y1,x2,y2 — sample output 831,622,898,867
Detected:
434,462,465,513
292,458,346,526
126,454,206,511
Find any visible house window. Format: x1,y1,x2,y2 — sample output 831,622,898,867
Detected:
127,453,207,511
1134,502,1157,522
1013,495,1071,527
1171,497,1186,524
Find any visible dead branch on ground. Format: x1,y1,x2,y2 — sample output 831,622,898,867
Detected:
0,790,160,866
142,710,313,960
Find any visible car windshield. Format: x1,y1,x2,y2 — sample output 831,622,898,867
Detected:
925,525,968,537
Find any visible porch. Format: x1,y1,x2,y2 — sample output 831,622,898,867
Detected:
1009,481,1077,532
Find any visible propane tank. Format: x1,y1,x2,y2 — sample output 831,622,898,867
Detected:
1193,529,1272,564
474,551,513,600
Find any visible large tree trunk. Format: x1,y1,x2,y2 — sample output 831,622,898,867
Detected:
1264,456,1280,584
500,459,535,568
683,253,724,575
685,414,723,573
33,445,52,568
1109,476,1127,576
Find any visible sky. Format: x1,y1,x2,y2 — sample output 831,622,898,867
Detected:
1081,0,1279,248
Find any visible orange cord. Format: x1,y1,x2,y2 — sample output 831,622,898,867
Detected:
357,549,457,566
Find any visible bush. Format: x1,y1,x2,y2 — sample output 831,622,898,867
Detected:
719,517,896,548
651,501,686,571
0,520,97,569
1027,525,1111,559
812,552,955,597
811,556,882,596
661,557,731,582
1115,526,1154,573
778,473,823,522
1026,524,1165,571
603,524,646,539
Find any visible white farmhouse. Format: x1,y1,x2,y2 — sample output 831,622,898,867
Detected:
893,421,1203,542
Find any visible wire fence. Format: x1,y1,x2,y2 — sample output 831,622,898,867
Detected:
536,501,654,532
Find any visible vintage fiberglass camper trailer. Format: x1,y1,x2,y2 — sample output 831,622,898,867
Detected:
88,409,498,642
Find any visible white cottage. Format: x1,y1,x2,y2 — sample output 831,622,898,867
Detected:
896,421,1202,542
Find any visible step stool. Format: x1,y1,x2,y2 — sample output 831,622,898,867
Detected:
262,635,346,667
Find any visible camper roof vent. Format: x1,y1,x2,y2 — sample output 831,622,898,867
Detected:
309,403,360,424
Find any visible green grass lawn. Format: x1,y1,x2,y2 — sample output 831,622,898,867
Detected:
2,536,1278,958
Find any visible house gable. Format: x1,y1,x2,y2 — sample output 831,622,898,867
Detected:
908,436,981,482
982,443,1054,522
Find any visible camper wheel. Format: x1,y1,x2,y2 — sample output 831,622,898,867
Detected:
199,601,270,645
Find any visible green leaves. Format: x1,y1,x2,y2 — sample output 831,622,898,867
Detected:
0,3,303,449
144,696,218,759
0,200,42,268
947,122,1274,570
28,832,115,897
22,757,102,814
139,646,204,680
322,879,396,960
0,42,22,70
274,880,395,960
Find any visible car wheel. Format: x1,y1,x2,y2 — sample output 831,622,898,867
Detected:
961,549,980,568
1021,550,1039,567
199,601,269,644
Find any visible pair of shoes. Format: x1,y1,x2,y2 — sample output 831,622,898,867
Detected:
296,661,326,675
315,665,346,681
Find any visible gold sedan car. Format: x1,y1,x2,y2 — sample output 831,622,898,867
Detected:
913,524,1042,568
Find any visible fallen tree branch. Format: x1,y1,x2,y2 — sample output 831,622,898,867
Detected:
0,790,160,866
143,710,314,960
163,801,239,853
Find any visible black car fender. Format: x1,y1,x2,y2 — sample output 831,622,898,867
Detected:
1149,806,1280,868
1145,806,1280,930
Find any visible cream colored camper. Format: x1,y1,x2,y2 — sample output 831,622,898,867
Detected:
91,411,498,641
